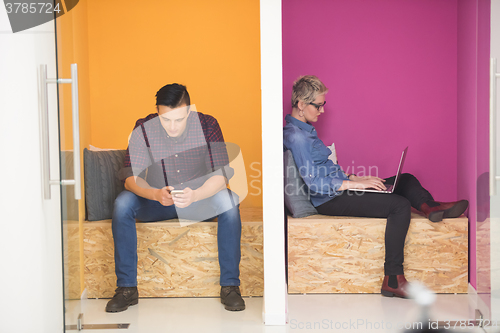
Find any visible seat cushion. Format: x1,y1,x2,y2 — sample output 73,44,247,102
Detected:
283,150,318,218
84,148,127,221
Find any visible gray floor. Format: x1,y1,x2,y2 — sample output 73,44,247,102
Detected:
65,294,492,333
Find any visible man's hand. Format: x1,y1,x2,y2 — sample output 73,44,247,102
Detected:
155,186,174,206
171,187,197,208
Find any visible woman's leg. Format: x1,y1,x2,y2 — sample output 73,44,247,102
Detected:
385,173,468,222
384,173,434,210
316,191,411,275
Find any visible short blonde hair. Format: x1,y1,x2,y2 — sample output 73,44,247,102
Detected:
291,75,328,107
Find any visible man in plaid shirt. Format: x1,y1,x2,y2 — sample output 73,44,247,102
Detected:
106,84,245,313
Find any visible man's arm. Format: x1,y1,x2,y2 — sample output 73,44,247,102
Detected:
171,175,226,208
192,174,226,201
124,176,174,206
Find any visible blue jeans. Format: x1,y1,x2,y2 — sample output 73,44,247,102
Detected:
111,189,241,287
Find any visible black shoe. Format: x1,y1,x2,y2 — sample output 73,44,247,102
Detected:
105,287,139,313
220,286,245,311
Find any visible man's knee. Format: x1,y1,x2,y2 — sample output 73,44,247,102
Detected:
212,190,240,214
218,202,241,222
113,190,140,219
212,191,241,226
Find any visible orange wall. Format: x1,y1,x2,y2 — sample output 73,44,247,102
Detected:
56,0,91,155
86,0,262,208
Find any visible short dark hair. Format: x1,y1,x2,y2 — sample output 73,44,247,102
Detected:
155,83,190,108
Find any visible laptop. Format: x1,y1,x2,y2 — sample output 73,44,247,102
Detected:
350,146,408,194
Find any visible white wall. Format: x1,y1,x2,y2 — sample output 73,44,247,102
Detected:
0,7,64,333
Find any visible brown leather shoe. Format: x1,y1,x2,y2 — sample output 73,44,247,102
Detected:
381,275,410,298
419,200,468,222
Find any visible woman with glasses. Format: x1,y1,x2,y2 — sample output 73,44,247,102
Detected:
283,75,468,298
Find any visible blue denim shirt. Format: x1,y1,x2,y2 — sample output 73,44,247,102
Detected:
283,114,349,207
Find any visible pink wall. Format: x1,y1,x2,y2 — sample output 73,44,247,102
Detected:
283,0,458,201
457,0,478,290
457,0,491,290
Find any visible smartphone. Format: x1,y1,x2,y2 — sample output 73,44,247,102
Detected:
170,190,184,197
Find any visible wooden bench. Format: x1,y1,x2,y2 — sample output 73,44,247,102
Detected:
287,209,468,294
74,208,263,298
71,207,467,299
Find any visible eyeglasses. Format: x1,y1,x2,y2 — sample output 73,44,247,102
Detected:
309,101,326,111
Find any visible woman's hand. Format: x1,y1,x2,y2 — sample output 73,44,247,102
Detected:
350,175,380,181
340,176,386,191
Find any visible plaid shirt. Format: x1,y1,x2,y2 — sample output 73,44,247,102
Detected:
120,111,232,190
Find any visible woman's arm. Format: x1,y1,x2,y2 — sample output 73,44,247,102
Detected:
287,137,348,195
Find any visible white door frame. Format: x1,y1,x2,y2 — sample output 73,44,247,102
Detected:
260,0,288,326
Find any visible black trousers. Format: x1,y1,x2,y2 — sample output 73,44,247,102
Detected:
315,173,434,275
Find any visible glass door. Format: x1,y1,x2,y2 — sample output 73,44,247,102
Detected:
477,0,500,325
54,5,85,330
34,9,83,330
489,0,500,322
57,60,83,330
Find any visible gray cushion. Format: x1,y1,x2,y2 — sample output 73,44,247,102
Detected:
61,151,78,221
283,150,318,218
84,148,127,221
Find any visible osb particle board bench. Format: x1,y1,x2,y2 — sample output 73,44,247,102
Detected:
80,207,467,299
287,209,468,294
81,207,263,299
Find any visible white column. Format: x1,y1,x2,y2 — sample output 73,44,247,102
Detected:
260,0,287,326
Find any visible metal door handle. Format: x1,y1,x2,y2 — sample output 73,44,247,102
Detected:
490,58,500,196
38,64,51,200
38,63,81,200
